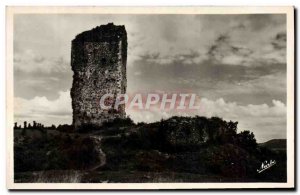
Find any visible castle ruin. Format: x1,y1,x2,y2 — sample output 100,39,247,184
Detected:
71,23,127,130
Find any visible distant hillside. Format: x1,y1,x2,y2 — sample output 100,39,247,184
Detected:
259,139,286,151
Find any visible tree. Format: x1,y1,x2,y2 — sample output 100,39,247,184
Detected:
236,130,257,153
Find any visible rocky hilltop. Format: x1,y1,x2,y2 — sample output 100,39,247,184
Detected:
14,116,287,183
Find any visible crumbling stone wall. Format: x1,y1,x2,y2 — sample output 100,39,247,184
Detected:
71,23,127,130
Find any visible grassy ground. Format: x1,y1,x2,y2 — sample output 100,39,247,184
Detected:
15,170,281,183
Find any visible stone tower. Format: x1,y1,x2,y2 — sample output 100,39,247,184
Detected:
71,23,127,130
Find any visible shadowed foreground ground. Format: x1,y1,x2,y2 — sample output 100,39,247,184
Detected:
14,116,287,183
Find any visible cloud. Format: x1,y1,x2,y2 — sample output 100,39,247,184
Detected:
14,90,72,126
206,32,286,66
128,49,286,105
202,71,287,105
14,49,70,73
127,97,286,142
13,89,286,142
272,32,287,50
14,49,72,100
14,14,286,102
13,14,287,142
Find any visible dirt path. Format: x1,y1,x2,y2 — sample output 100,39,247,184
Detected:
90,135,106,170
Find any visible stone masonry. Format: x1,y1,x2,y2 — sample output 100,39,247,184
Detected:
71,23,127,130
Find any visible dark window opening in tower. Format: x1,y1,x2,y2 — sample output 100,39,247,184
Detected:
101,57,107,65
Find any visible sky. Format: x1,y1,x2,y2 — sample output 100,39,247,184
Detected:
13,14,287,142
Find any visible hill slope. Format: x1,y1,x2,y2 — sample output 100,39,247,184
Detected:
259,139,286,151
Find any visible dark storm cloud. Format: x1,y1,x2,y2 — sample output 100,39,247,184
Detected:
207,34,230,58
272,32,287,50
207,34,254,60
230,46,253,57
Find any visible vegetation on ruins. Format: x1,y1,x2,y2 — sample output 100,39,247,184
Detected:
14,116,286,183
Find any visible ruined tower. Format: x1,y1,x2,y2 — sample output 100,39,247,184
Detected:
71,23,127,130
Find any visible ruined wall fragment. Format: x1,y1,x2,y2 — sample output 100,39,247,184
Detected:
71,23,127,130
